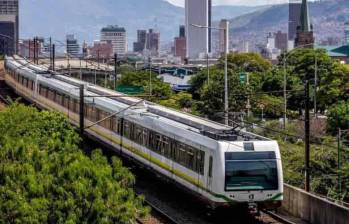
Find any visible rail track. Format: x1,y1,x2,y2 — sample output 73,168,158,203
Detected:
0,62,300,224
261,211,298,224
136,199,180,224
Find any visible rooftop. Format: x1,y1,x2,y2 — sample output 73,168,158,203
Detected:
101,25,126,33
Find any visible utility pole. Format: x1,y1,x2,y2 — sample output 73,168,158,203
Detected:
114,53,117,90
283,55,287,130
149,56,152,96
246,73,251,118
28,40,31,60
49,37,52,70
314,53,318,118
206,53,210,85
97,50,100,69
52,44,55,71
224,27,229,126
33,37,37,64
79,57,82,80
337,128,341,196
304,80,311,192
79,84,85,136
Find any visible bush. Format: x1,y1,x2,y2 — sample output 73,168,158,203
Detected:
0,104,148,223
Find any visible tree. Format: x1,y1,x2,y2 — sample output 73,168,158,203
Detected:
281,48,349,112
0,104,148,223
327,101,349,133
189,53,272,121
118,69,172,99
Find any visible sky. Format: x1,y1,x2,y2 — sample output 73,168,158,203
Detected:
166,0,292,7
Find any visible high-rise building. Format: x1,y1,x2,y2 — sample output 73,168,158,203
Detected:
219,19,229,55
288,0,302,41
133,30,147,53
174,25,186,61
101,25,127,55
146,29,160,56
66,34,80,57
185,0,209,59
274,31,288,51
88,40,113,59
0,0,19,55
295,0,314,48
345,22,349,45
179,25,185,38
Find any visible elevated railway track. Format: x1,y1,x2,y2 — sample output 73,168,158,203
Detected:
2,56,348,224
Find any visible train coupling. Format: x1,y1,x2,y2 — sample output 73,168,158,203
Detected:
248,202,259,215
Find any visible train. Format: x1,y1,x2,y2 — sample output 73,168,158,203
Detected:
4,55,284,212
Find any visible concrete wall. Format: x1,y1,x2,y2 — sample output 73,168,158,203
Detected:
282,184,349,224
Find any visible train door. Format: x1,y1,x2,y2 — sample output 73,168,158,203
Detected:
206,153,213,192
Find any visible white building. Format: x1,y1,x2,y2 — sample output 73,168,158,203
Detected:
66,34,80,57
185,0,209,59
101,25,127,55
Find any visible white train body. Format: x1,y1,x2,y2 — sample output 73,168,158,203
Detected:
4,56,283,210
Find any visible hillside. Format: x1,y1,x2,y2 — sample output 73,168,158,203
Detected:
19,0,263,47
229,0,349,46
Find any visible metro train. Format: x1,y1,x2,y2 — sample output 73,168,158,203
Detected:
4,55,284,212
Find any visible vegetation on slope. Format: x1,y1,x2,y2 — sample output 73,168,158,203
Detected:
0,104,148,223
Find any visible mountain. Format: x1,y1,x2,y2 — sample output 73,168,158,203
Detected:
19,0,263,49
228,0,349,46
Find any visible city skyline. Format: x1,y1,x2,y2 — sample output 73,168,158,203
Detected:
166,0,315,7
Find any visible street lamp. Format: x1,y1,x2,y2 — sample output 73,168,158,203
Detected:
190,22,229,125
282,43,318,129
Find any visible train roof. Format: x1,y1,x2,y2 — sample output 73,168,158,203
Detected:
6,56,270,142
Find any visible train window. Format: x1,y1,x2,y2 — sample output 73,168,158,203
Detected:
155,134,162,153
177,143,187,167
75,100,80,113
111,116,118,133
208,156,213,178
104,118,206,175
186,147,195,170
63,96,69,108
48,89,54,101
23,78,28,88
104,113,111,130
142,129,149,147
69,98,75,112
28,80,33,90
162,136,171,158
56,93,63,105
84,105,89,117
123,121,130,138
134,125,143,144
86,105,94,121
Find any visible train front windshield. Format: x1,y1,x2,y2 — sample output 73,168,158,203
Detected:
225,152,278,191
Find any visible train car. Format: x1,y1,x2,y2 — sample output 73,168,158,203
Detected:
4,56,283,212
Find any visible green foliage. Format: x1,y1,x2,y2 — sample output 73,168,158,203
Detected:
159,92,193,110
327,101,349,133
280,48,349,112
255,120,349,201
0,104,148,223
118,68,172,99
189,53,273,120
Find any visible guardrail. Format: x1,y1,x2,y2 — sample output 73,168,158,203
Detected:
282,184,349,224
